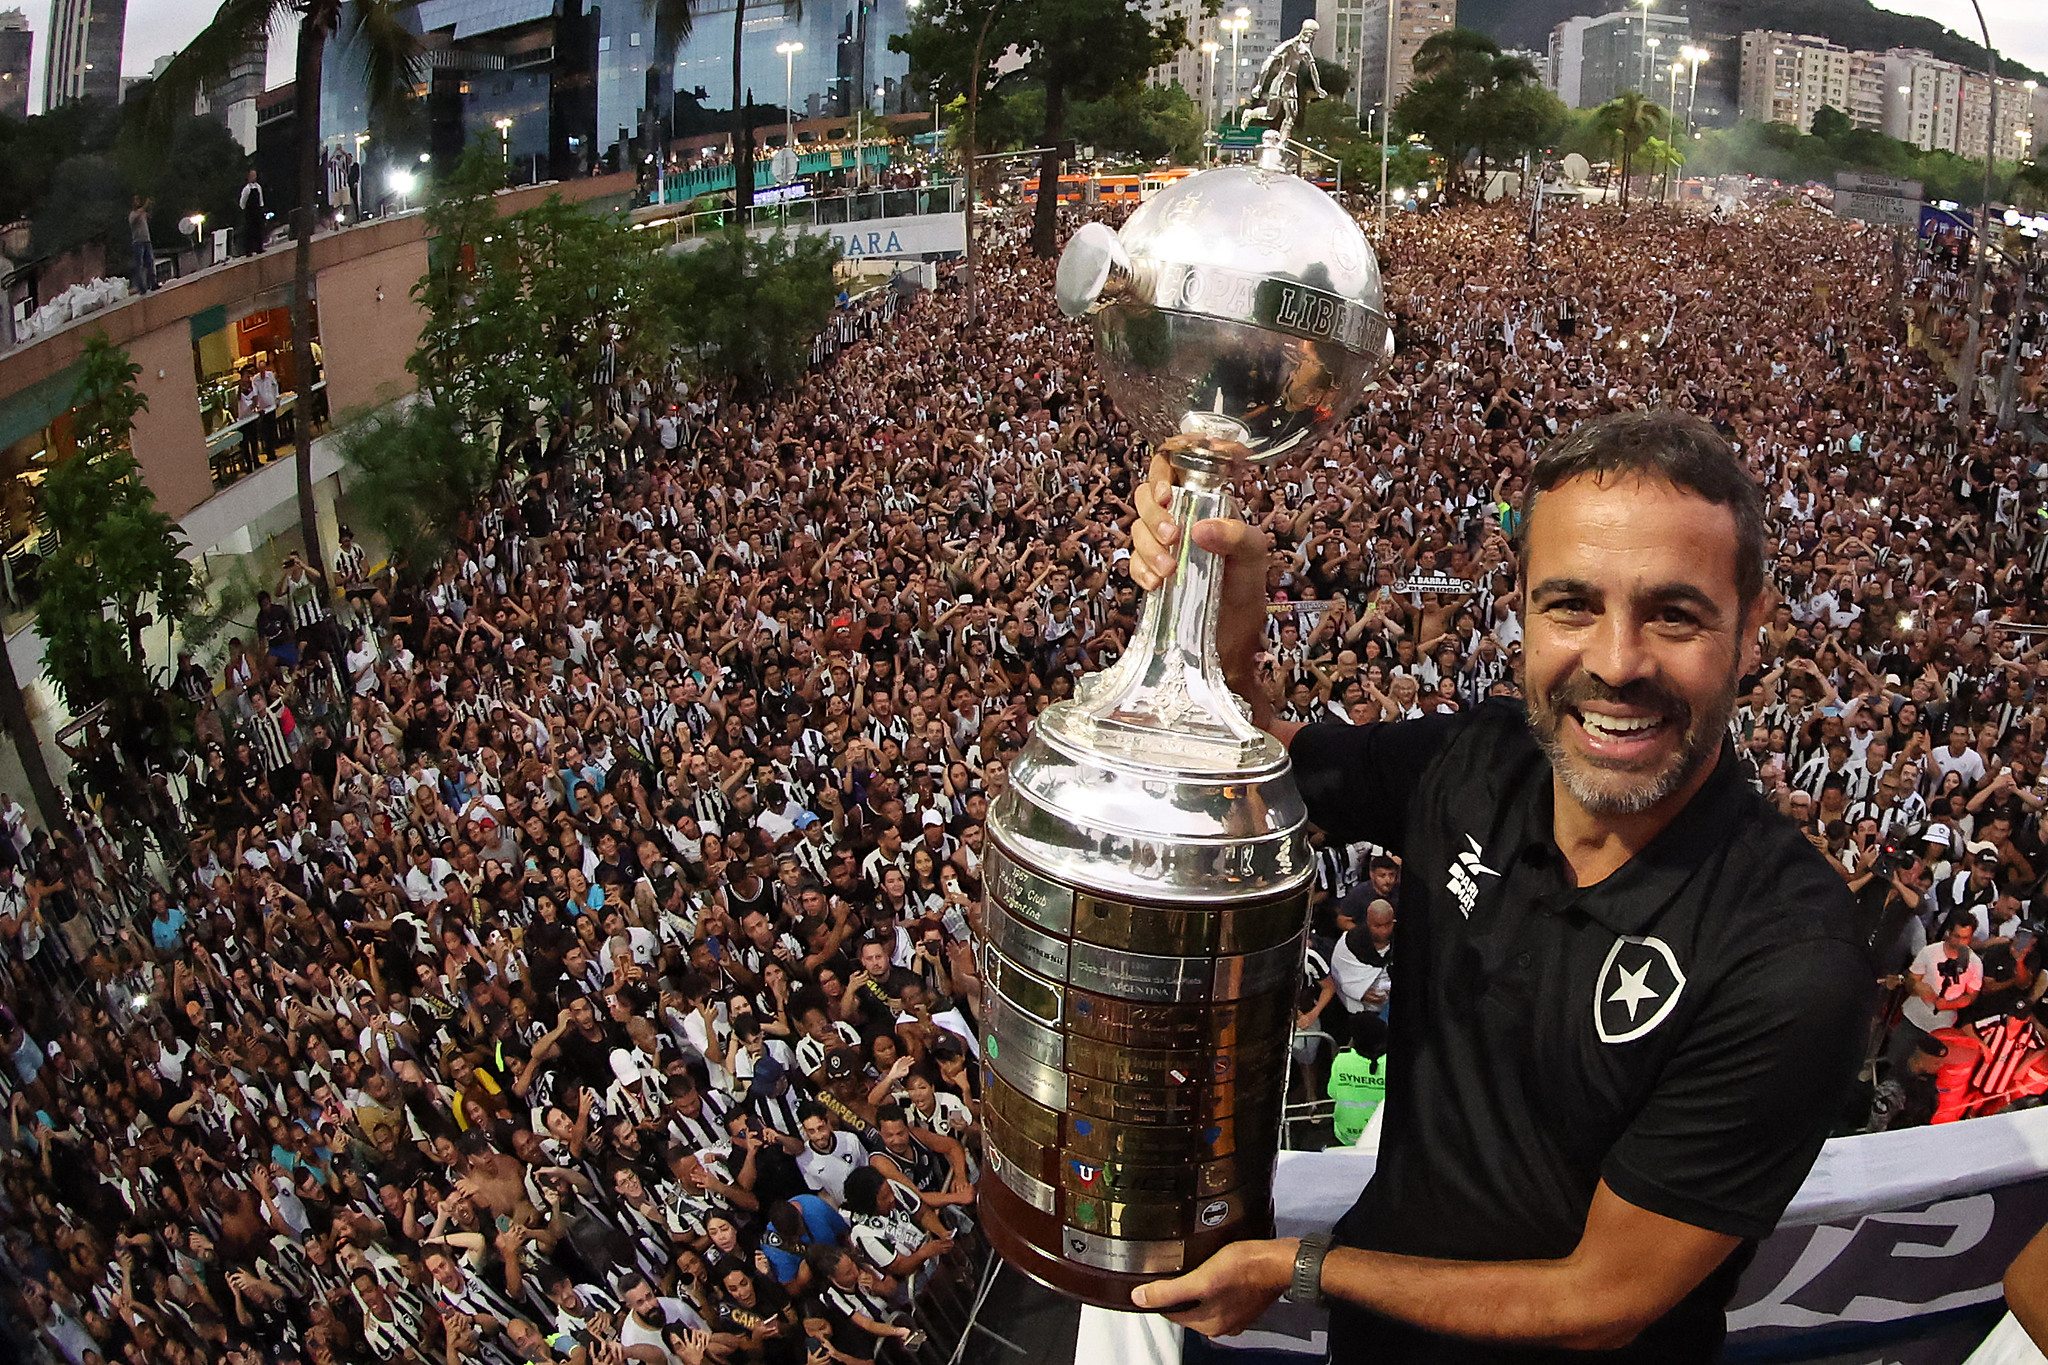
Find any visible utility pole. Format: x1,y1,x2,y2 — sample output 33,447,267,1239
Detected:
1957,0,1999,433
1379,0,1395,220
964,0,1005,328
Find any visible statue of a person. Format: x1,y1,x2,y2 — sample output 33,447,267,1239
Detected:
1243,19,1325,145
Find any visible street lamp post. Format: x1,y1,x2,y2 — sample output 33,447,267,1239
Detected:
1956,0,1999,433
1224,8,1251,121
1379,0,1395,220
1635,0,1654,91
1682,46,1708,136
494,117,513,176
1201,40,1221,128
776,41,804,152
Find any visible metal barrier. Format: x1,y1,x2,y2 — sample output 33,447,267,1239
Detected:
888,1220,1026,1365
644,182,965,248
1284,1028,1338,1149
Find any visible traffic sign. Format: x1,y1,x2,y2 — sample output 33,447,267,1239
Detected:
1217,127,1261,148
770,146,801,185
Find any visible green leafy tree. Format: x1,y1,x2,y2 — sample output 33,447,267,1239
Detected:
1593,90,1665,211
2014,161,2048,212
36,336,196,721
1639,135,1684,201
408,144,538,451
1809,104,1853,144
921,0,1180,256
654,228,838,395
1069,83,1208,164
512,196,664,435
1395,29,1562,197
337,403,497,577
147,0,424,590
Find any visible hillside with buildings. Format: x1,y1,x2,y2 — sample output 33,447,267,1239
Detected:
1461,0,2043,83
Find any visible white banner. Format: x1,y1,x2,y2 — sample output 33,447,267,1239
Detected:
1077,1107,2048,1365
810,214,967,261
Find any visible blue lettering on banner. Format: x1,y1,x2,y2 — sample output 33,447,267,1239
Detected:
833,229,910,258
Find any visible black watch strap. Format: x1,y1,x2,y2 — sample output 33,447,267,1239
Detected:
1287,1232,1334,1305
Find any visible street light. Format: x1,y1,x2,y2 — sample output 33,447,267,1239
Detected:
494,117,513,170
1681,45,1708,136
776,41,804,151
1635,0,1654,90
1223,8,1250,120
1200,40,1221,129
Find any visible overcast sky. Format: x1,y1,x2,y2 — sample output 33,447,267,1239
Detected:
10,0,2048,115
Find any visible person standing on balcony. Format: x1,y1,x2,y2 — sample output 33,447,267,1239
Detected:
253,358,281,460
239,167,266,256
127,197,156,293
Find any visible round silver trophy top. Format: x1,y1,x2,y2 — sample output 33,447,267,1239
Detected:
1056,163,1392,460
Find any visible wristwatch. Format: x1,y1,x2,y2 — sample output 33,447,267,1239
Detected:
1286,1232,1335,1306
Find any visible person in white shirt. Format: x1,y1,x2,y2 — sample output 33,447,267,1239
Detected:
1931,723,1988,788
1329,900,1395,1017
1888,912,1982,1079
617,1271,709,1363
796,1104,869,1205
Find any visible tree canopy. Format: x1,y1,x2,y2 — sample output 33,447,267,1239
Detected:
35,336,196,718
1394,29,1566,196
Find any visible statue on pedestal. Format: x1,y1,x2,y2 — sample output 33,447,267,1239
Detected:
1242,19,1325,145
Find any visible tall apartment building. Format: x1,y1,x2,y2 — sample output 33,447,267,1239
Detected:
1547,8,1689,110
42,0,124,109
1310,0,1456,120
1846,51,1886,131
1881,48,2030,162
1149,0,1289,117
1737,32,1849,133
0,10,30,122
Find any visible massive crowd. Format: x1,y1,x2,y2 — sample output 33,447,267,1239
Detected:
0,184,2044,1365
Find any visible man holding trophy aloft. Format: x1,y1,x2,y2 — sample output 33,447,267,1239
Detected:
970,129,1869,1363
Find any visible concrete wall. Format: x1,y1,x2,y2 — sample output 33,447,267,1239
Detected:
126,322,217,521
317,236,431,420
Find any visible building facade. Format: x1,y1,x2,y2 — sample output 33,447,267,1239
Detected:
1737,32,1849,134
41,0,122,110
1309,0,1455,124
322,0,922,185
1547,8,1688,111
0,10,29,122
1880,48,2030,162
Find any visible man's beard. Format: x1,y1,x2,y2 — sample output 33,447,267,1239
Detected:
1526,664,1739,817
634,1302,668,1328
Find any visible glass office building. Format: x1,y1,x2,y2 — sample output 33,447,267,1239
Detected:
323,0,920,186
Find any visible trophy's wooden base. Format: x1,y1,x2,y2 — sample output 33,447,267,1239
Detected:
981,1175,1274,1312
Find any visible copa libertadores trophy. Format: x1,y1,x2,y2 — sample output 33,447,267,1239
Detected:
979,133,1394,1309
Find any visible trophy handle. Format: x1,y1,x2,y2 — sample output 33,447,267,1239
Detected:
1049,441,1277,770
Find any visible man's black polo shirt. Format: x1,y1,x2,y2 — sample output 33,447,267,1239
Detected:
1292,701,1866,1364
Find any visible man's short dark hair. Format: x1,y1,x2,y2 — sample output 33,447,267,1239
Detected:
1518,409,1766,608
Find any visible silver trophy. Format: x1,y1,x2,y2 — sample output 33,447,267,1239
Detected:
979,136,1393,1308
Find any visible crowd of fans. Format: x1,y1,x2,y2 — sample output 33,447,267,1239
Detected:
0,183,2046,1365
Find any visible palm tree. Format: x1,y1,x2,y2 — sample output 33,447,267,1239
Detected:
732,1,802,212
643,0,695,162
1639,135,1684,203
1593,90,1664,211
2013,160,2048,213
147,1,423,588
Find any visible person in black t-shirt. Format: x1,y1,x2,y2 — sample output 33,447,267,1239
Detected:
1127,411,1866,1364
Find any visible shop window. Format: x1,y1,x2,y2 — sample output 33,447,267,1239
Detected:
193,292,329,489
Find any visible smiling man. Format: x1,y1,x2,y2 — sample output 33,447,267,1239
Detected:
1127,410,1867,1363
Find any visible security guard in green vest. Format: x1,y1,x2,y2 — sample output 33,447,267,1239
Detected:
1330,1013,1389,1146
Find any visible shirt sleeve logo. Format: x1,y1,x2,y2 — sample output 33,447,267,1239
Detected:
1447,835,1499,918
1594,935,1688,1044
